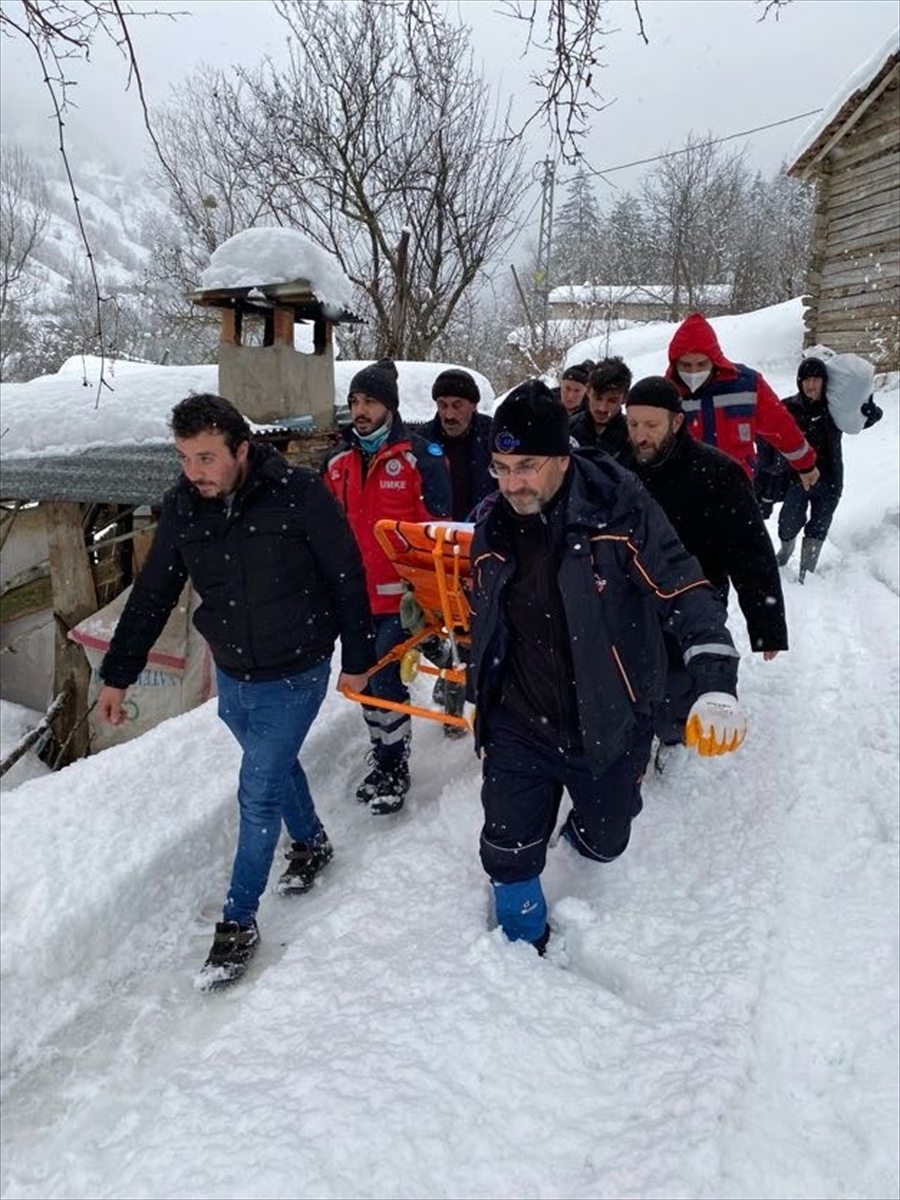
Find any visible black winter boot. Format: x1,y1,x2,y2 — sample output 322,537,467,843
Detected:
799,537,824,583
196,920,259,991
532,924,551,956
356,759,410,814
775,537,796,567
276,833,334,895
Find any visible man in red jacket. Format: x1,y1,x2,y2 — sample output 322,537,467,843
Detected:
323,359,451,814
666,313,819,491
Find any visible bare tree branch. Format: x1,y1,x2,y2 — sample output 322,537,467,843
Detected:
0,1,182,397
754,0,795,22
0,142,50,321
151,0,524,360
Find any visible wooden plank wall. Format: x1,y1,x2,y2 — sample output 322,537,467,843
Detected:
803,68,900,369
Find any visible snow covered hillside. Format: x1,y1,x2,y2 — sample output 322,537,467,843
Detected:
1,306,898,1199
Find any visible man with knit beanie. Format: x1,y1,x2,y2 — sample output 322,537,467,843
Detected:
624,376,786,765
323,359,451,813
419,368,493,738
421,368,494,522
556,361,592,415
469,379,746,955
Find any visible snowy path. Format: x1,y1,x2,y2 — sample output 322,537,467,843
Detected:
2,409,898,1199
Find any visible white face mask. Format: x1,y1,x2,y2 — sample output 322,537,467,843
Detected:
679,368,711,393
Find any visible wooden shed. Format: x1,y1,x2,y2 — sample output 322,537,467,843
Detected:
0,431,338,771
787,30,900,371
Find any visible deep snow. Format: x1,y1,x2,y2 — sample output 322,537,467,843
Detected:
0,305,898,1200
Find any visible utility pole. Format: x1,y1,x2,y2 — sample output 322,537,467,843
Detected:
533,159,555,357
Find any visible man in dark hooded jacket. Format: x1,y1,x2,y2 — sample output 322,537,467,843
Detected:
624,376,787,752
768,357,883,581
469,381,746,955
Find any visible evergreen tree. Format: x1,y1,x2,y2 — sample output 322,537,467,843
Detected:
552,167,603,284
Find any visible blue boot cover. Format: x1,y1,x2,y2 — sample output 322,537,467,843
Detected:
492,877,547,944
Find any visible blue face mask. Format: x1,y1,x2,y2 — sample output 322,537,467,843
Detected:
354,421,391,454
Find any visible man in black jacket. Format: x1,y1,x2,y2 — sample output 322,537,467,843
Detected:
624,376,787,760
569,356,632,462
770,357,883,581
420,368,493,736
421,368,493,522
97,395,375,989
470,381,746,954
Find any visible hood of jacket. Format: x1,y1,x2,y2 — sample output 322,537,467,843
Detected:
666,313,737,381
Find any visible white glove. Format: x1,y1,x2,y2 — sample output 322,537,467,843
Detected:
685,692,747,757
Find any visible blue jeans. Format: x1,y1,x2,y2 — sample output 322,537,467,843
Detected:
216,661,330,925
362,614,411,766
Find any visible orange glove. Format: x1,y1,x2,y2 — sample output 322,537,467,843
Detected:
685,692,747,757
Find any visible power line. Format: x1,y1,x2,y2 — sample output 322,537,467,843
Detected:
588,107,824,179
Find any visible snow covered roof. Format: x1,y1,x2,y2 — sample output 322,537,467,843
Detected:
195,228,360,321
549,284,732,306
0,356,495,477
788,28,900,176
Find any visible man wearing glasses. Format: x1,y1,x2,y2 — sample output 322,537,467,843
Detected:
468,380,746,955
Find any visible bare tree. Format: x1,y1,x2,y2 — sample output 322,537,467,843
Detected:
640,133,747,317
494,0,628,165
0,144,50,314
262,0,524,359
0,0,180,393
141,65,281,358
391,0,647,165
149,0,524,361
0,143,52,378
0,143,50,317
730,169,813,311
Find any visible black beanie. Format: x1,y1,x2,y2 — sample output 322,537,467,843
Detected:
797,357,828,386
562,362,589,385
432,368,481,406
491,380,571,457
626,376,683,413
348,358,399,411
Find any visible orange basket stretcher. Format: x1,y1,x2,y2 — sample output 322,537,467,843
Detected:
340,520,475,733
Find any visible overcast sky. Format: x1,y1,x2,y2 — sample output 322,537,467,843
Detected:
1,0,897,213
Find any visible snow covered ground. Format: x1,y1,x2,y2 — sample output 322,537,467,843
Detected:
1,307,898,1199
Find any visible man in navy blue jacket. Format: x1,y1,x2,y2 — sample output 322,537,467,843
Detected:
421,368,494,522
469,382,746,954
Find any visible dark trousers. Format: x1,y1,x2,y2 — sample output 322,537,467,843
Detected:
362,614,411,766
479,707,652,943
778,476,842,543
480,707,652,882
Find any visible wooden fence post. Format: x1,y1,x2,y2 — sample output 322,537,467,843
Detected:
45,502,98,766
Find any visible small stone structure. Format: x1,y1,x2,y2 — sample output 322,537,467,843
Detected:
188,279,361,427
